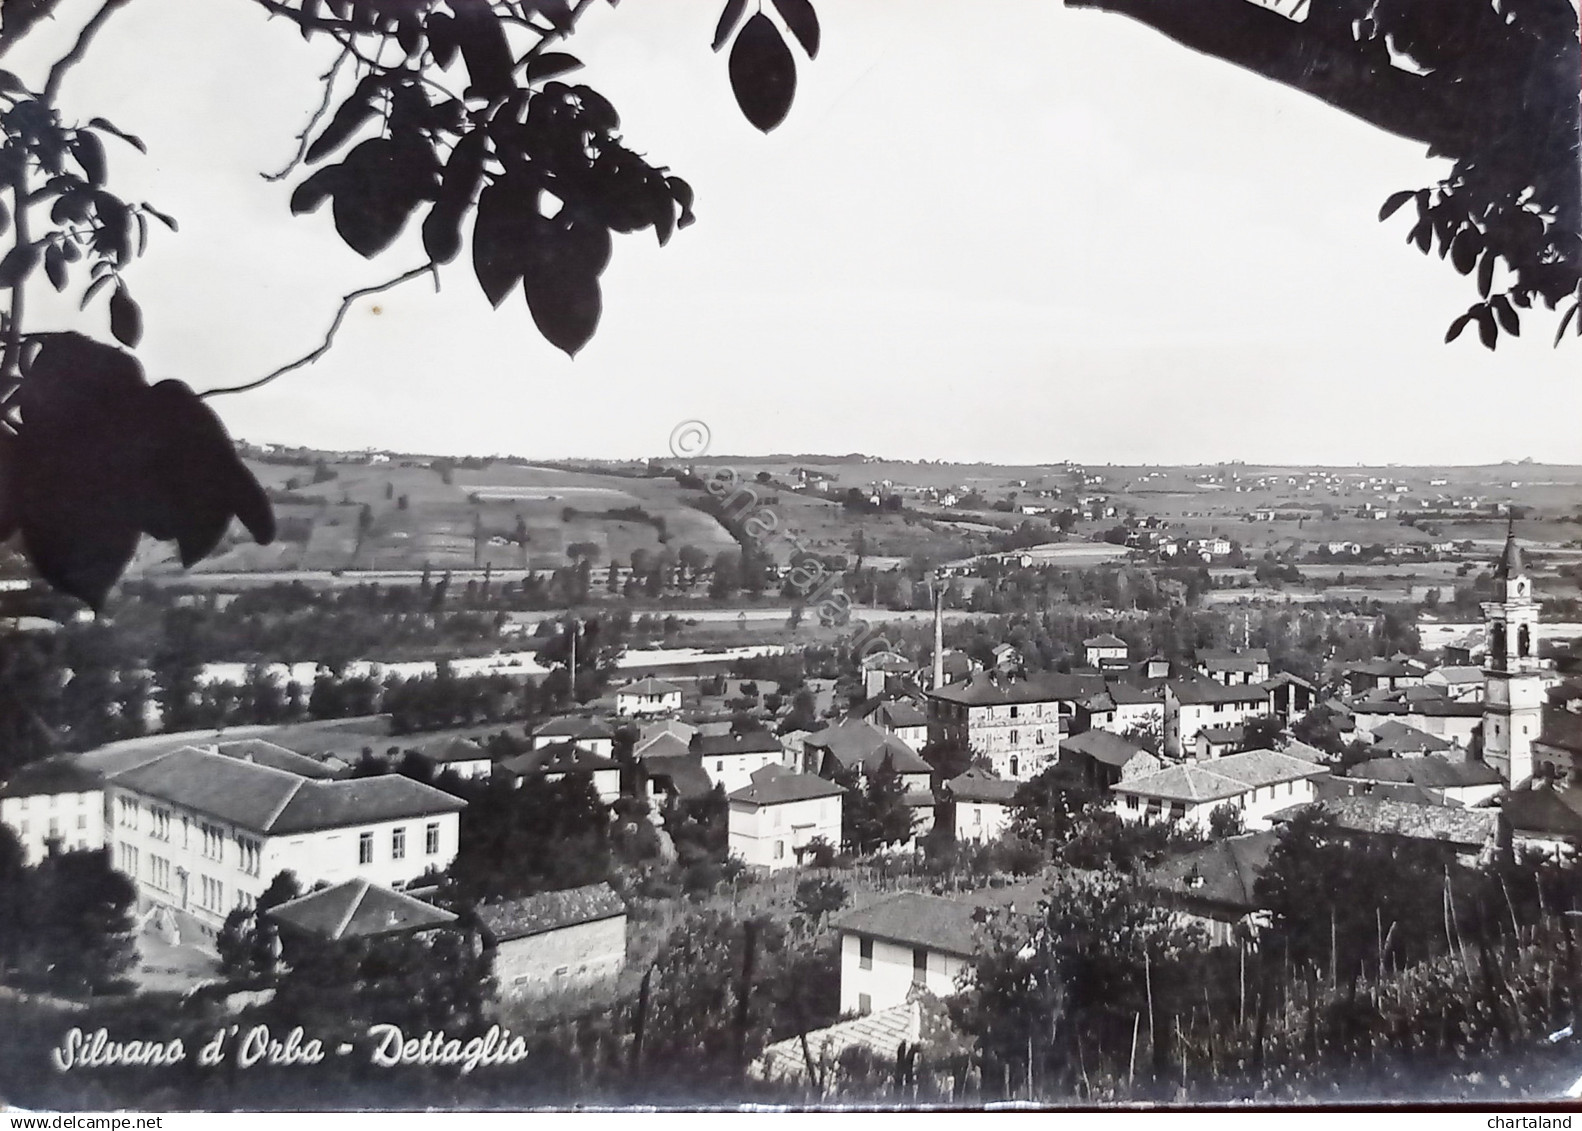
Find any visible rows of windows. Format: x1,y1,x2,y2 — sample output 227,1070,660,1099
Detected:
148,854,171,892
200,822,226,861
14,793,90,812
198,875,224,912
359,823,443,865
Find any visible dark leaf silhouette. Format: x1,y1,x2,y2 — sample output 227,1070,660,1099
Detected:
771,0,820,58
108,285,142,347
729,14,796,133
11,334,275,608
330,136,439,258
1474,304,1497,349
1477,250,1495,298
86,117,145,154
1445,312,1473,343
527,52,583,82
712,0,747,51
525,262,601,357
422,129,488,265
43,244,66,291
0,242,39,288
450,0,515,100
71,131,106,186
1378,190,1415,221
471,176,543,307
305,73,388,163
290,165,342,215
1491,294,1520,336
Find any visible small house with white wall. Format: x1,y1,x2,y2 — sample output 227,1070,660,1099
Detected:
496,742,621,804
616,677,684,718
0,757,104,865
694,728,786,795
531,716,615,759
1112,749,1328,833
727,766,844,869
943,768,1019,844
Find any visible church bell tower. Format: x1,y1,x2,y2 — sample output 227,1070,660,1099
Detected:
1482,521,1543,786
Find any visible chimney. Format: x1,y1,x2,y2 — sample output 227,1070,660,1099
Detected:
933,571,946,690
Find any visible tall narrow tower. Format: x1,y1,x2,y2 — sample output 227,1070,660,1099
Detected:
1482,520,1543,785
932,570,946,691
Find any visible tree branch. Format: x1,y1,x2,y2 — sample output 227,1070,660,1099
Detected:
197,262,437,398
262,44,352,182
43,0,131,103
1062,0,1476,155
1,159,30,395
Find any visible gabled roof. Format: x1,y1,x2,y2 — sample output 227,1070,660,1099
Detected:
927,671,1106,707
1144,832,1277,914
268,880,456,940
1349,696,1483,719
533,716,615,741
1105,682,1160,706
619,677,682,697
497,741,619,777
1502,786,1582,838
109,746,465,835
832,883,1045,958
475,882,626,943
0,756,102,799
1370,722,1453,756
855,698,929,731
1168,680,1269,706
1277,739,1329,764
694,728,784,758
1060,729,1147,768
1199,725,1245,745
1346,659,1423,679
806,719,929,776
1271,795,1496,849
1345,755,1501,789
729,765,844,806
635,732,692,761
216,739,340,779
1114,749,1328,804
1196,649,1269,673
1429,666,1484,685
642,753,714,800
945,767,1021,804
1084,634,1127,649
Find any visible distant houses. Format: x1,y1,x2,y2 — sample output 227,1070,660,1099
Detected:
1112,749,1329,833
615,677,683,719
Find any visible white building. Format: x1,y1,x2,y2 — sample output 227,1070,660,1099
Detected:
1112,749,1329,833
106,746,465,943
1163,681,1272,759
831,886,1041,1014
615,677,684,719
943,768,1019,845
726,766,844,869
496,742,622,804
0,758,104,865
531,716,616,759
413,737,494,780
694,729,785,796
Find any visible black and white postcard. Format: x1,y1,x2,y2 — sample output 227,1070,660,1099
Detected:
0,0,1579,1112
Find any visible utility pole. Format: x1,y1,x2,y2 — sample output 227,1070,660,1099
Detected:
932,569,946,690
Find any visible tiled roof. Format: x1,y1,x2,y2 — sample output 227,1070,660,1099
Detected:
1061,729,1147,768
805,719,928,776
1105,682,1159,706
620,677,682,697
216,739,340,779
1430,666,1484,685
856,698,929,730
1272,795,1496,848
497,741,619,777
728,765,844,806
832,882,1045,957
755,1003,920,1082
1085,634,1127,648
945,767,1021,804
475,882,625,943
0,757,102,799
1371,723,1453,755
271,775,466,835
109,746,464,835
1346,755,1501,789
1114,749,1328,804
1277,740,1330,764
1199,725,1245,745
1502,786,1582,838
1197,649,1269,673
1350,697,1483,719
533,716,615,741
1347,659,1422,678
635,732,691,761
927,671,1105,707
642,754,714,800
694,729,784,758
1144,832,1277,913
268,880,457,940
1168,681,1268,706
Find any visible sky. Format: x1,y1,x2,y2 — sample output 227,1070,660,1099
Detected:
6,0,1580,466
